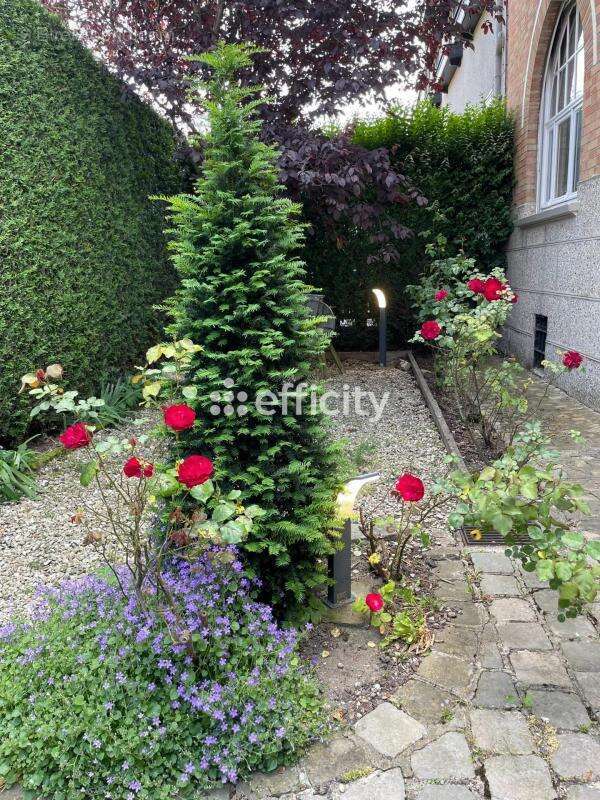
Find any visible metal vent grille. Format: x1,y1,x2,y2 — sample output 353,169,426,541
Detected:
461,526,531,547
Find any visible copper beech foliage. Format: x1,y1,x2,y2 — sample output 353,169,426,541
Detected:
44,0,504,256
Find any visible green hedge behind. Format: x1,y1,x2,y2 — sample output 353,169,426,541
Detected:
304,100,515,349
0,0,182,442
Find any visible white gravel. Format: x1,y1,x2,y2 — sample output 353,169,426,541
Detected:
0,412,162,623
0,362,452,623
325,360,453,531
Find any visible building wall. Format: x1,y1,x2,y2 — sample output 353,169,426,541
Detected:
443,13,505,113
504,0,600,408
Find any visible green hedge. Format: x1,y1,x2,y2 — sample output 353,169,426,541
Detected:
304,100,515,349
0,0,182,443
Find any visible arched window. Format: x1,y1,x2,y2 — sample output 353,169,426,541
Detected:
539,2,584,208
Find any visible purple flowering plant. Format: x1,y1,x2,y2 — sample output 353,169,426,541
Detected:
0,549,326,799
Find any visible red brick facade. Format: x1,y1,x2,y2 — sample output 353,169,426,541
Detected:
507,0,600,208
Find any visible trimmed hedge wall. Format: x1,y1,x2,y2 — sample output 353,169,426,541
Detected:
0,0,182,442
303,100,515,349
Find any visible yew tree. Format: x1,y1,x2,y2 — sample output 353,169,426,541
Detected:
44,0,504,259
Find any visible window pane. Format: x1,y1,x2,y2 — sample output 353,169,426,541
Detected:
576,44,584,96
557,67,567,112
568,8,576,56
545,128,555,201
555,118,571,197
572,109,582,190
560,27,567,65
566,57,575,102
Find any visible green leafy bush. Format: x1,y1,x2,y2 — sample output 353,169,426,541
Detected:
0,554,325,799
160,45,343,612
0,439,37,502
0,0,182,444
303,100,514,349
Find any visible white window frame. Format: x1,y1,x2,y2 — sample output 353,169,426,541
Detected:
538,1,584,210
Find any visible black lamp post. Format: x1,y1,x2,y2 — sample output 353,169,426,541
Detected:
372,288,387,368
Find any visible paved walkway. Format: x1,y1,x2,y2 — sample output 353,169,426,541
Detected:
234,373,600,800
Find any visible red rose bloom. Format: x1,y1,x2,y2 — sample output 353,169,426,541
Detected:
467,278,486,295
123,457,154,478
482,277,506,302
434,289,449,301
394,473,425,502
59,422,92,450
365,593,384,613
163,404,196,432
177,455,214,489
420,320,442,341
563,350,583,370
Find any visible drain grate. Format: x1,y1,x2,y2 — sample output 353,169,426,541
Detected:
461,526,531,547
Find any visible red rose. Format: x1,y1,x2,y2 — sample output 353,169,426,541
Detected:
35,369,46,381
563,350,583,370
420,320,442,341
467,278,486,294
177,455,214,489
365,593,384,613
59,422,92,450
394,473,425,502
123,457,154,478
163,404,196,432
434,289,448,301
482,277,506,302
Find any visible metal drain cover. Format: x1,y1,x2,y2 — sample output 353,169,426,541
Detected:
461,526,531,547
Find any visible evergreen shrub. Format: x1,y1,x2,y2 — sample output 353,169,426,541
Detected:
0,0,182,442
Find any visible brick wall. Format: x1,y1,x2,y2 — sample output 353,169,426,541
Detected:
506,0,600,208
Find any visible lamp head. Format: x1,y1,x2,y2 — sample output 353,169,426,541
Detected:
372,288,387,309
335,472,381,519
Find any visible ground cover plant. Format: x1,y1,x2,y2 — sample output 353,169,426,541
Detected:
159,44,343,613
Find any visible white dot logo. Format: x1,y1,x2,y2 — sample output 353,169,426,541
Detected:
209,379,248,416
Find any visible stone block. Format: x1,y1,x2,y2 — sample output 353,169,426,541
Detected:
474,671,518,709
411,733,475,780
480,575,521,597
490,599,537,623
340,767,405,800
470,551,514,575
354,703,426,758
470,710,534,754
528,690,590,730
550,733,600,780
509,650,571,687
483,755,555,800
497,622,552,651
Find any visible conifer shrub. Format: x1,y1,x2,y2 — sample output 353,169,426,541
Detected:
160,44,343,612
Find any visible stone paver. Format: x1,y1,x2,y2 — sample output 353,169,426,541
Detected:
434,625,479,659
301,736,373,786
479,641,503,668
575,672,600,712
490,598,537,622
484,755,556,800
470,551,514,574
533,589,561,615
411,733,475,780
474,671,518,709
550,733,600,780
546,614,597,639
528,690,591,729
480,574,521,597
341,768,405,800
509,650,571,687
470,710,534,754
498,622,552,651
416,652,474,695
450,602,489,628
354,703,426,757
414,786,478,800
393,680,457,725
566,788,600,800
561,640,600,672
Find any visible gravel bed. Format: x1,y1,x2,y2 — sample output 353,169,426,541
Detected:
0,362,454,624
326,359,453,534
0,412,162,623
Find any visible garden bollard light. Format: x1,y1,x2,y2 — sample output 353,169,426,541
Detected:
372,288,387,368
327,472,381,607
